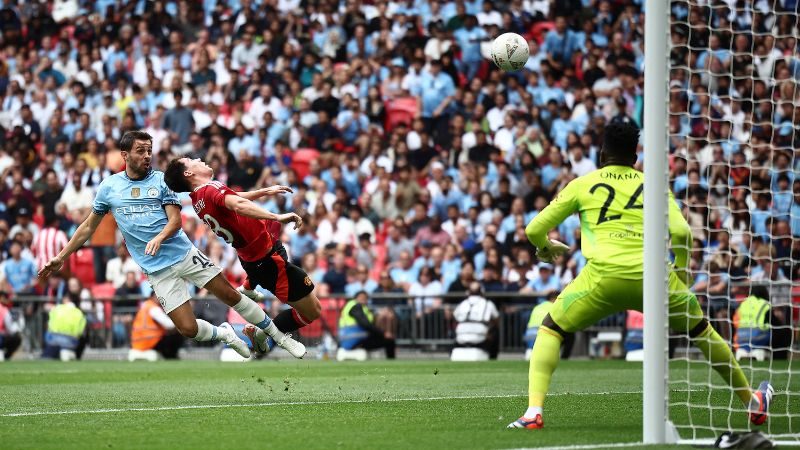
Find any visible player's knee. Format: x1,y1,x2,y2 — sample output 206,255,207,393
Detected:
686,318,710,339
175,320,198,338
542,314,572,340
306,295,322,321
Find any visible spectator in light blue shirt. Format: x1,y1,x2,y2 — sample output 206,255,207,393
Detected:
390,250,420,289
336,103,370,146
3,242,37,294
524,263,562,303
543,16,579,66
453,16,487,80
750,193,772,240
550,108,575,150
772,175,793,219
228,123,260,161
695,34,731,69
346,25,376,59
790,186,800,237
345,265,379,298
414,60,456,120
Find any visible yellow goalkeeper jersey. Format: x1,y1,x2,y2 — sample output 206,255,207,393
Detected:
525,165,691,280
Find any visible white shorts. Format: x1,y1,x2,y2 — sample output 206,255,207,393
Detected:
146,246,222,313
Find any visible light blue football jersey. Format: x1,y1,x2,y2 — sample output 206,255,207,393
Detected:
92,170,192,274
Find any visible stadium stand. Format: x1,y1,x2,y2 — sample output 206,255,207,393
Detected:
0,0,797,357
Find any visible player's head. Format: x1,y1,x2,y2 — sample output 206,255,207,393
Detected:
119,130,153,178
600,121,639,167
751,285,770,302
164,158,213,193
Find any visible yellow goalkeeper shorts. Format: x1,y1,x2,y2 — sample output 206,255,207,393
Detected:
549,263,704,333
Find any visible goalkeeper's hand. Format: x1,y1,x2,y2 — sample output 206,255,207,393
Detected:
672,265,694,287
536,240,569,263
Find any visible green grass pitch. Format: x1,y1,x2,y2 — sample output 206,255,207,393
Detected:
0,359,796,449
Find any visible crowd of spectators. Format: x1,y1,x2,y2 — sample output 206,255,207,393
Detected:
0,0,798,346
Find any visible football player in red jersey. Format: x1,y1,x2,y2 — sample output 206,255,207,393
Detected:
164,158,322,353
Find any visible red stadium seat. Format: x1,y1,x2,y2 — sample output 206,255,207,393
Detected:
384,97,418,132
90,283,115,300
528,21,555,44
69,248,96,288
291,148,320,180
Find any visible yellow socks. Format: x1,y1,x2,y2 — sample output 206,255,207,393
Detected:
693,324,753,405
528,326,564,408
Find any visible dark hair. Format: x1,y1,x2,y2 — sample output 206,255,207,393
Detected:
602,122,639,163
751,285,769,301
119,130,153,152
163,159,191,193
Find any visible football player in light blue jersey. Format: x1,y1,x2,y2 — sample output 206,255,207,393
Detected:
39,131,307,359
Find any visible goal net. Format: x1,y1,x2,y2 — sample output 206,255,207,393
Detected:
664,0,799,445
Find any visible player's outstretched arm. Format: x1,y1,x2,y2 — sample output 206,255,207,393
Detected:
145,204,183,256
223,195,303,230
525,181,578,261
39,212,104,279
238,185,293,201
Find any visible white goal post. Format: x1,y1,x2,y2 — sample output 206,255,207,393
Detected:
642,0,671,444
645,0,799,446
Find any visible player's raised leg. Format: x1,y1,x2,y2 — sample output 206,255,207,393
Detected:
147,263,251,358
667,273,772,425
203,273,307,358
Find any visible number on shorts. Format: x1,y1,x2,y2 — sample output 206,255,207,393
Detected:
192,252,214,268
203,214,234,244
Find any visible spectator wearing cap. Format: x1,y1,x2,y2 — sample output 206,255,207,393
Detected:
522,262,562,303
9,206,38,242
0,290,21,361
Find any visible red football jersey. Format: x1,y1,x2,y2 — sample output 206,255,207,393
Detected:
190,181,281,262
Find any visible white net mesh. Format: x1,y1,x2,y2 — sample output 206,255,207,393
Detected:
666,0,799,444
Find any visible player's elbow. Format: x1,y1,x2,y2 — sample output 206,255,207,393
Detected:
525,220,543,243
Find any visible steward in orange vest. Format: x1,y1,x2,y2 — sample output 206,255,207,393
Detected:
131,297,183,359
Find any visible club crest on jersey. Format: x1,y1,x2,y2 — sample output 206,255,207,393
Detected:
147,187,159,198
304,276,312,286
131,188,141,198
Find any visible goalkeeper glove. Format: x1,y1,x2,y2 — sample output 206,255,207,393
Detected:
536,240,569,263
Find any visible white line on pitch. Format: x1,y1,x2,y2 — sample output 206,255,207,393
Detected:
0,390,652,418
505,442,644,450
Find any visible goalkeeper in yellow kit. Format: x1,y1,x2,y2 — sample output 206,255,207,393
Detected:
508,122,773,429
